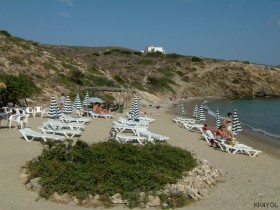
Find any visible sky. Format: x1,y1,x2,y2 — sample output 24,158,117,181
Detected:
0,0,280,66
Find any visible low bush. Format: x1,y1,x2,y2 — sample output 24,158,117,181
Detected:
181,75,190,82
26,141,197,208
138,58,154,65
0,30,11,37
147,76,176,92
166,53,184,59
191,56,203,62
145,51,164,58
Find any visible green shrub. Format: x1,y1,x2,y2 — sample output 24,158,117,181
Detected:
92,53,100,56
158,66,174,77
88,66,104,75
86,75,119,87
26,141,197,208
176,71,184,77
232,79,240,84
133,51,142,55
137,58,153,65
145,51,164,58
103,48,133,55
181,75,190,82
9,56,24,65
43,62,58,71
70,69,84,85
0,30,11,37
147,76,175,92
113,75,126,86
166,53,183,59
0,74,41,104
191,56,203,62
103,50,112,55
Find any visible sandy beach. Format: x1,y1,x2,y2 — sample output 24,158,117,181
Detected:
0,102,279,210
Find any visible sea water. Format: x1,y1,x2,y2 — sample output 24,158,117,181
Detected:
204,98,280,141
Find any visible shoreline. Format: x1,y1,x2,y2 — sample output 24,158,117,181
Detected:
172,97,280,159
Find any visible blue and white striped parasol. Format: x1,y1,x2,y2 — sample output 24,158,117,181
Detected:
198,105,206,121
178,103,186,116
130,96,141,121
232,109,242,133
73,94,83,110
62,95,72,114
214,108,221,128
193,105,199,119
82,91,90,107
48,96,61,118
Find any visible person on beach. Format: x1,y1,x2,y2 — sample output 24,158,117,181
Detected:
92,103,101,113
223,112,233,131
216,125,232,139
59,93,65,110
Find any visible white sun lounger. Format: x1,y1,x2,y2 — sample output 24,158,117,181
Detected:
59,113,91,124
217,142,261,157
135,127,169,142
88,111,114,119
126,113,155,123
115,133,146,145
39,123,81,138
112,122,145,134
117,117,149,127
205,130,261,157
182,122,204,131
173,117,196,126
47,120,85,131
19,128,65,142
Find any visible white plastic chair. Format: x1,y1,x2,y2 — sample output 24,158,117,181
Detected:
41,108,49,118
33,106,43,117
8,114,23,129
25,107,34,117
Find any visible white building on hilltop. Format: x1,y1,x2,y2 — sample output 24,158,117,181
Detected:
143,45,165,54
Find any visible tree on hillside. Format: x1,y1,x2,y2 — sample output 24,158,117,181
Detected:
0,74,41,106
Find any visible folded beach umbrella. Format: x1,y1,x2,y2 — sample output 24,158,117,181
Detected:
232,109,242,133
193,105,199,119
62,95,72,114
198,105,206,121
48,96,61,118
73,94,83,110
215,108,221,128
82,91,90,107
178,103,186,116
130,96,141,121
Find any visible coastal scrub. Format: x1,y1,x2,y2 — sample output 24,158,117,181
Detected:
26,140,197,208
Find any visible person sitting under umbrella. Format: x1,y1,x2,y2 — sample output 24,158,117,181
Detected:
93,103,110,114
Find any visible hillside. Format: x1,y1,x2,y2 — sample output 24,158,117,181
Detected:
1,30,280,106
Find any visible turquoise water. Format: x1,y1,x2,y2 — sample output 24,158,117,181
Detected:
204,98,280,140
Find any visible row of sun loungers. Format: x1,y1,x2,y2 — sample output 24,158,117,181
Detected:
18,114,91,142
174,116,262,157
111,115,169,144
